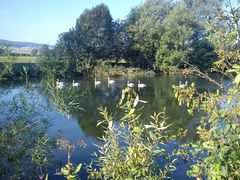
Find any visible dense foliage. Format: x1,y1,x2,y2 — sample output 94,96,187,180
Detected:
88,87,184,179
38,0,224,77
0,45,13,79
173,0,240,178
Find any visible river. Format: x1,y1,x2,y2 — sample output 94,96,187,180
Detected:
0,74,224,179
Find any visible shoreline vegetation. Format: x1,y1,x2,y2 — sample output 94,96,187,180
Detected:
0,0,239,179
0,60,158,80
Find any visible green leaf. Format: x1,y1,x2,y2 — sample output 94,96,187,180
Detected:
61,166,69,175
223,124,231,135
73,163,82,174
133,127,142,134
234,74,240,85
220,165,228,177
144,124,156,129
68,174,77,179
129,108,135,115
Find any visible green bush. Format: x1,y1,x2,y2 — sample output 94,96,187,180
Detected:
88,87,185,179
0,88,56,179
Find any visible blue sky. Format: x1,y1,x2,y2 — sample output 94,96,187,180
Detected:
1,0,238,45
0,0,143,45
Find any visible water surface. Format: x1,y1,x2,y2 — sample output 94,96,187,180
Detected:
0,74,223,179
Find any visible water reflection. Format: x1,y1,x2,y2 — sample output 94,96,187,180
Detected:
0,74,223,179
0,84,56,179
0,75,218,140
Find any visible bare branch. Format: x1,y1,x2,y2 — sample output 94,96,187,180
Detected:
181,60,224,89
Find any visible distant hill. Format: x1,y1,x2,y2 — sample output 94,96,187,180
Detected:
0,39,54,49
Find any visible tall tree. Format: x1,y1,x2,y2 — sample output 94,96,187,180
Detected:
124,0,223,71
111,20,130,65
55,4,114,75
124,0,173,68
75,4,113,59
185,0,223,70
55,28,94,76
39,44,51,57
154,3,195,72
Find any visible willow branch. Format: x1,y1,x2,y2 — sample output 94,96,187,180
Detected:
181,60,224,89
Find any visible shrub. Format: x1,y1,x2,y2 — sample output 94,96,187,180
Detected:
88,87,184,179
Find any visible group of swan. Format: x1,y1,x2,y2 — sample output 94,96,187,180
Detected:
95,77,146,89
94,77,115,86
57,78,185,91
56,77,147,89
56,79,80,89
127,80,146,88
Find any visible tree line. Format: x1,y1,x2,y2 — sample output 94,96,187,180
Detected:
41,0,224,76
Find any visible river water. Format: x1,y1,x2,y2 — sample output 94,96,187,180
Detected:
0,74,223,179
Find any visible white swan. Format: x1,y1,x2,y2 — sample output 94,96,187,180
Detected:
95,78,101,86
56,79,64,85
127,80,134,88
179,81,186,89
108,77,115,85
72,80,80,87
138,80,146,88
56,79,64,89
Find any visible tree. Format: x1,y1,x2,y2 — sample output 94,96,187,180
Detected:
185,0,223,71
0,48,4,55
55,29,78,74
55,28,96,76
31,49,38,56
0,45,13,79
111,20,130,65
75,3,113,59
173,1,240,178
124,0,173,69
154,3,195,72
39,44,51,57
123,0,222,72
188,40,217,70
54,4,115,76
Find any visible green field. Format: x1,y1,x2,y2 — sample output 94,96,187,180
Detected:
0,56,38,63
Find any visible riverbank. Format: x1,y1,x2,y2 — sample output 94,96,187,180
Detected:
0,54,187,81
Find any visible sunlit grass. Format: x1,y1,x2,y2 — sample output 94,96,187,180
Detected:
0,56,38,63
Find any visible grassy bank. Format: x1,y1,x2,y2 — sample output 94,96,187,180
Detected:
0,56,38,63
